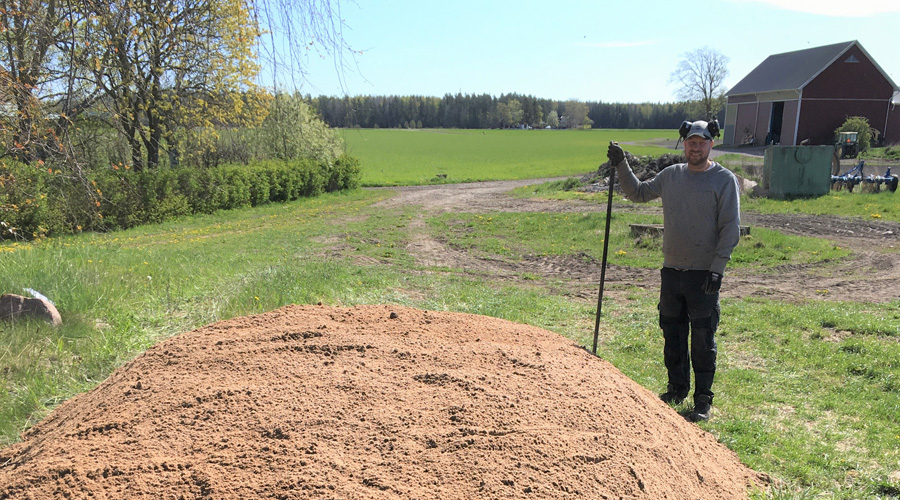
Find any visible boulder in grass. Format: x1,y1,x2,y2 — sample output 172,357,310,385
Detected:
0,293,62,326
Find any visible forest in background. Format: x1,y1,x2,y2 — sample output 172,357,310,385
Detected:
308,93,719,130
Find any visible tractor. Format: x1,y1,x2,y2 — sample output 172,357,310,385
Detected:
835,131,859,159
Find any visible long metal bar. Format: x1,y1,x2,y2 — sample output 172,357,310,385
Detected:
592,162,616,355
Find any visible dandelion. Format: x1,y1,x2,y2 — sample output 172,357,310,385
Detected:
871,213,882,219
616,250,627,256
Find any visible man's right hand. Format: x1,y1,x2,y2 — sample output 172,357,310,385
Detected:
607,141,625,166
702,272,722,294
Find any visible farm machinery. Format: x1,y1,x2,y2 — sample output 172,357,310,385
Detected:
830,159,899,192
835,131,859,159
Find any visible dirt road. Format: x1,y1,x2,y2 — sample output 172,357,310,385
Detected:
375,178,900,304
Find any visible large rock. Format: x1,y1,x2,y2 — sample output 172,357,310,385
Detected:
0,293,62,326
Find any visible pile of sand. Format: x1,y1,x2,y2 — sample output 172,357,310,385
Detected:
0,304,767,499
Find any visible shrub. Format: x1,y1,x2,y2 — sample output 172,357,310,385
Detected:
0,154,361,241
0,161,57,239
261,94,344,164
326,155,361,192
835,116,872,154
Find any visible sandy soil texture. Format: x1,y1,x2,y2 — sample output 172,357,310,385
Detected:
0,304,768,499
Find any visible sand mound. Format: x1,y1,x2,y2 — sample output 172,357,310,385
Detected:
0,304,768,499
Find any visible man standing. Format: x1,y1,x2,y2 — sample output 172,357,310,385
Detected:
606,120,741,422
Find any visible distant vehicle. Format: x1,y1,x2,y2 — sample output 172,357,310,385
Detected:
835,131,858,159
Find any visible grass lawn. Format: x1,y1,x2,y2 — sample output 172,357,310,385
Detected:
341,128,676,186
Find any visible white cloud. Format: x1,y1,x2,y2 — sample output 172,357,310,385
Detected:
734,0,900,16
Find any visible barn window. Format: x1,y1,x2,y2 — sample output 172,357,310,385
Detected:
844,55,860,63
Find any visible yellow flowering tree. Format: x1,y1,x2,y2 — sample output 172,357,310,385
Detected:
75,0,270,170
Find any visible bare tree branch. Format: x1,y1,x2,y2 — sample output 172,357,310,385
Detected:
250,0,360,94
669,47,729,121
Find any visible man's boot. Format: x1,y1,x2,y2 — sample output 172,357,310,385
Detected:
688,394,712,422
659,384,688,405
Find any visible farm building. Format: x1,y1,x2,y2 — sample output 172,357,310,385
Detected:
723,40,900,147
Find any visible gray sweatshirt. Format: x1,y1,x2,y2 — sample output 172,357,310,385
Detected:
615,160,741,275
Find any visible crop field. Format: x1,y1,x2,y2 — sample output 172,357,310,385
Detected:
341,128,676,186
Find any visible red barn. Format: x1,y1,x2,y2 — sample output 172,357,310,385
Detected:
723,40,900,147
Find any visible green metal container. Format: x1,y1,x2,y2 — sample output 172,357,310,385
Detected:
763,145,832,199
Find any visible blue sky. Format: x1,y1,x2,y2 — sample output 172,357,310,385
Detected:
278,0,900,103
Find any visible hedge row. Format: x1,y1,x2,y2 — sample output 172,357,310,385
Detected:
0,155,361,241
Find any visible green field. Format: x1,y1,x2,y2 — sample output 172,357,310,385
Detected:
341,128,676,186
3,128,900,499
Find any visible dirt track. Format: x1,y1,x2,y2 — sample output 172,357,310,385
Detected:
374,177,900,304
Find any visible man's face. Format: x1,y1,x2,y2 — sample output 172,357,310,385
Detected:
684,136,712,168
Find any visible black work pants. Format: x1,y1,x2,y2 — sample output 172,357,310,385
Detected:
658,267,719,403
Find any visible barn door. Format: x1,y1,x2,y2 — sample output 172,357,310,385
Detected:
768,101,785,145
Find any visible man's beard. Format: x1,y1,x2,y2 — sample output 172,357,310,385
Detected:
688,150,710,169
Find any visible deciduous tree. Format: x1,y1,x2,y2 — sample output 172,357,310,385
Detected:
670,46,729,120
0,0,92,163
561,100,591,129
546,110,559,128
77,0,268,170
260,92,341,163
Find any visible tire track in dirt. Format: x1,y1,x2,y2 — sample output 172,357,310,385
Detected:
373,179,900,304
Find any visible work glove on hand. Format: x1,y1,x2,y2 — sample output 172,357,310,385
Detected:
701,272,722,295
607,141,625,166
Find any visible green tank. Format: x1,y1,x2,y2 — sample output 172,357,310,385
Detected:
763,146,833,199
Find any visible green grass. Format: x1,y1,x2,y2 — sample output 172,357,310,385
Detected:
341,128,675,186
427,211,848,271
742,189,900,223
864,146,900,161
3,128,900,499
598,293,900,499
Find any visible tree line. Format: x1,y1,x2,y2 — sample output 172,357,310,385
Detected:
308,94,699,130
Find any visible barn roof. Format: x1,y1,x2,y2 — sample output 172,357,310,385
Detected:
726,40,898,97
